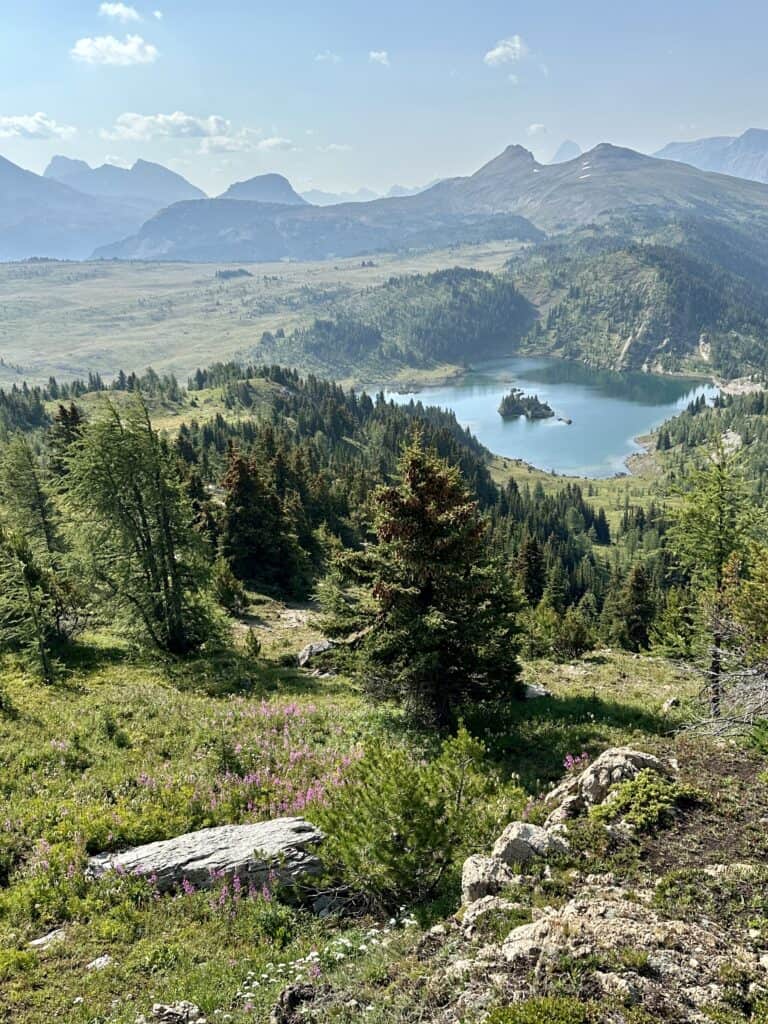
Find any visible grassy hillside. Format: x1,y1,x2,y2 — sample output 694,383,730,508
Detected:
0,593,705,1023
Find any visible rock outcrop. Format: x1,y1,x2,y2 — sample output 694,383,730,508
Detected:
544,746,674,825
440,886,767,1022
87,817,323,893
461,822,568,904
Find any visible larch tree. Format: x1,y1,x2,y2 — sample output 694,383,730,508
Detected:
666,445,761,716
64,397,213,656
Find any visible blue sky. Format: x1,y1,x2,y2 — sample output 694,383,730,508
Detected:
2,0,768,195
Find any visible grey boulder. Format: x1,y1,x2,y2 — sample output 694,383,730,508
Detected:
492,821,569,865
87,817,323,894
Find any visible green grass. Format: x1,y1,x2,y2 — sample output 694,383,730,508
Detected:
0,593,763,1023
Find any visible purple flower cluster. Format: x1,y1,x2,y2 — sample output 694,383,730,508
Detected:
563,751,590,772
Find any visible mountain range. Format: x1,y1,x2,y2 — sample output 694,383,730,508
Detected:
44,156,205,206
5,133,768,263
300,181,438,205
93,142,768,263
655,128,768,184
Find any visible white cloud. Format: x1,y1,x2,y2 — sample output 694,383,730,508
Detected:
153,9,163,18
103,111,230,140
99,2,141,22
539,62,549,77
315,50,341,64
256,137,296,152
508,73,519,85
527,123,547,137
104,153,131,167
483,34,528,66
199,130,262,154
369,50,390,66
318,143,352,152
0,112,77,140
71,34,158,65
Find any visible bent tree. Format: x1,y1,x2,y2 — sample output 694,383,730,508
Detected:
65,397,211,655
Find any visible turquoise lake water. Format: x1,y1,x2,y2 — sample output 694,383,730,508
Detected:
387,357,718,478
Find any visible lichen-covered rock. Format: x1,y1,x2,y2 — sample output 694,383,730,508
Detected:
297,640,333,668
270,983,329,1024
497,891,765,1017
460,896,526,938
88,817,323,894
544,746,674,825
460,854,520,905
491,821,569,865
135,1004,206,1024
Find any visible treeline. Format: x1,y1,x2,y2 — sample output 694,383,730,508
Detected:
0,367,183,434
656,390,768,502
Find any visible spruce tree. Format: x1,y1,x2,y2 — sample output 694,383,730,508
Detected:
616,563,656,651
320,431,521,728
515,533,546,605
0,528,58,683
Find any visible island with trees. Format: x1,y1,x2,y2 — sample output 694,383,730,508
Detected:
498,387,555,420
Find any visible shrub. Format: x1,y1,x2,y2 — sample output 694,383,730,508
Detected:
590,769,701,832
0,948,37,982
212,556,249,615
486,996,598,1024
312,726,526,910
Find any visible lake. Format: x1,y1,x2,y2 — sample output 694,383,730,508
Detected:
387,357,718,478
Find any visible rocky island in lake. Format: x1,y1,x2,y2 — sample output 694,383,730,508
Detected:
498,387,555,421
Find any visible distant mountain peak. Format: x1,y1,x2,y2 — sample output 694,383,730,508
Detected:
44,155,92,179
42,154,206,205
655,128,768,184
219,173,307,205
550,140,582,164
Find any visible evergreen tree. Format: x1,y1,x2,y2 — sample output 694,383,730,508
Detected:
0,435,83,640
615,563,656,651
515,533,545,605
64,397,213,655
0,528,57,683
666,447,760,714
219,446,306,594
320,432,521,728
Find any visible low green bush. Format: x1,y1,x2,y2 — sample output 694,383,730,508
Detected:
312,725,526,910
486,996,598,1024
590,769,701,832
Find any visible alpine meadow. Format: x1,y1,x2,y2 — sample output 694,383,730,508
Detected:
4,5,768,1023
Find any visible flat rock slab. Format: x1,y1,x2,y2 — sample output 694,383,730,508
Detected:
87,817,323,894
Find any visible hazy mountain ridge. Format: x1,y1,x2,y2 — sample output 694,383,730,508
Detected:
655,128,768,184
44,155,206,205
94,142,768,262
0,155,161,260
